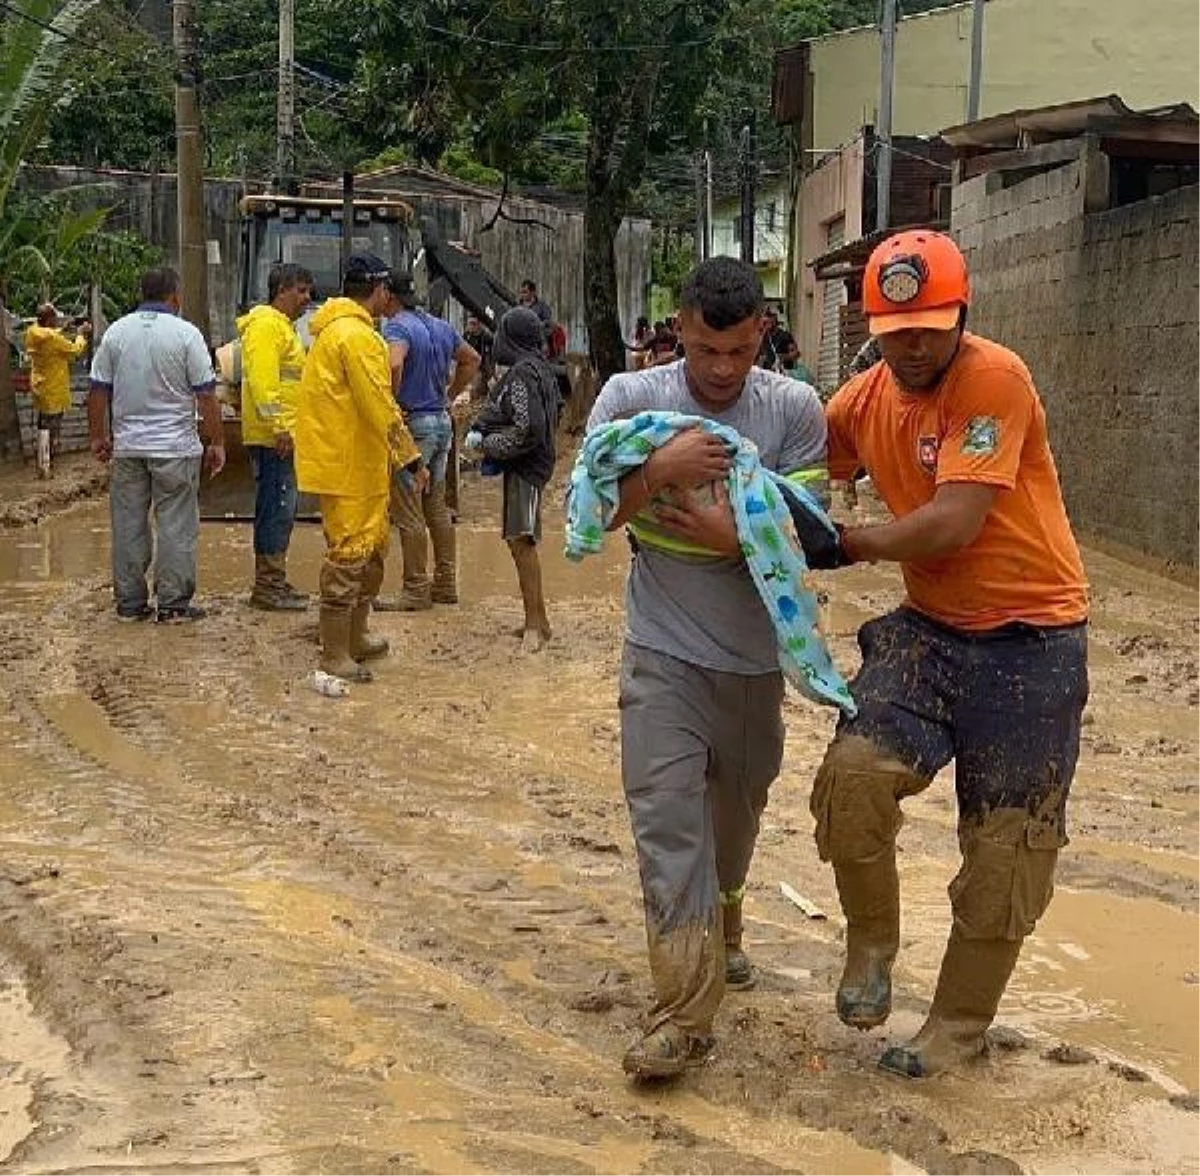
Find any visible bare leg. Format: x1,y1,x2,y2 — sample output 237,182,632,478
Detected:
507,537,550,651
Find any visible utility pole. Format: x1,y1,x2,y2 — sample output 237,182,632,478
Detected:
875,0,897,232
704,149,713,261
173,0,209,337
276,0,295,191
340,170,355,274
739,112,757,266
694,153,705,262
967,0,986,122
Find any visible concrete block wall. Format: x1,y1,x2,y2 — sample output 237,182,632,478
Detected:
953,166,1199,573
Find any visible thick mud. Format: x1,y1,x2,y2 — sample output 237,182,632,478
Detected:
0,471,1196,1175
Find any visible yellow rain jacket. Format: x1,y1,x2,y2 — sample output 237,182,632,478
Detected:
295,298,419,499
236,304,306,446
25,325,87,414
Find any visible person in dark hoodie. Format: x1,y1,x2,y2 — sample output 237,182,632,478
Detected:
465,306,561,651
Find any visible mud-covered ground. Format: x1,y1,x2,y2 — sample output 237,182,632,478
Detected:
0,465,1197,1175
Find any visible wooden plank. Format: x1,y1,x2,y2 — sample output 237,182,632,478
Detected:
961,137,1084,180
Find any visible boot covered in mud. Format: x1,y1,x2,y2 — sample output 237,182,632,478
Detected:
318,560,372,682
721,892,754,991
351,552,389,659
426,479,458,604
350,604,389,661
622,1021,715,1080
834,852,900,1028
878,931,1021,1079
250,553,307,611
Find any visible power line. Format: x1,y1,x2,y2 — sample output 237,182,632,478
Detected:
0,0,105,49
423,22,718,52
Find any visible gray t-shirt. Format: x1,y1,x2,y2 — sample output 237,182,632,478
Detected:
587,360,827,675
90,306,216,459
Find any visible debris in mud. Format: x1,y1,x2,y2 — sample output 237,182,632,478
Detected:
647,1116,698,1146
1115,633,1169,656
986,1026,1032,1052
1169,1093,1200,1113
5,862,60,886
566,833,621,855
1042,1043,1096,1066
569,988,616,1013
1107,1061,1150,1082
1183,971,1199,985
208,1068,266,1085
945,1150,1023,1175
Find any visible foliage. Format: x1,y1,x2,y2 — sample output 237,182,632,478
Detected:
32,2,173,171
0,191,162,315
0,0,104,214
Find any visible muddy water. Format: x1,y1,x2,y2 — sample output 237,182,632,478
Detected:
0,492,1197,1175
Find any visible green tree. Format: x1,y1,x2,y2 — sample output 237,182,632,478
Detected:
0,0,104,458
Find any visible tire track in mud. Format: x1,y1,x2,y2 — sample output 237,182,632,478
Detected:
3,565,1197,1174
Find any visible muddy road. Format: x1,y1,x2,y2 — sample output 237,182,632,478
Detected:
0,466,1197,1175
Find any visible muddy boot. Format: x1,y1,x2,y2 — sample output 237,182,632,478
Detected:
318,560,371,682
722,893,754,991
350,604,389,661
878,932,1022,1079
319,606,371,682
426,480,458,604
622,1022,715,1081
509,538,551,650
250,553,307,611
834,852,900,1029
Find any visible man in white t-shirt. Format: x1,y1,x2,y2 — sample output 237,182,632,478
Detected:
88,267,223,623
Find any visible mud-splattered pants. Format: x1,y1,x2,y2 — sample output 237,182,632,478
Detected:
318,493,390,610
812,608,1089,943
619,642,785,1036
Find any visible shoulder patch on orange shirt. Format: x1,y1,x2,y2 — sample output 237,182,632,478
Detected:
961,415,1000,456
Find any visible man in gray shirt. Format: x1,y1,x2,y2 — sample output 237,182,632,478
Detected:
88,267,223,623
587,258,827,1079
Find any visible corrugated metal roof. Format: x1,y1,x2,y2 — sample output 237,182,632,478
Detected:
942,94,1199,149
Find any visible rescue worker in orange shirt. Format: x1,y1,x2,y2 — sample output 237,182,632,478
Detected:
814,230,1089,1078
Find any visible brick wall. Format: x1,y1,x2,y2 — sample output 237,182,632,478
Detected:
952,163,1199,572
14,375,92,457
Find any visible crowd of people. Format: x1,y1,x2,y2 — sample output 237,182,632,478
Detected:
80,232,1087,1088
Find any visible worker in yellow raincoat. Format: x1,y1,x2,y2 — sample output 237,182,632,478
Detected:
25,303,91,477
237,262,314,610
295,255,424,683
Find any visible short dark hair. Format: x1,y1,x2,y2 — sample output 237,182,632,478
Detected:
140,266,180,304
680,257,763,330
268,262,314,302
520,279,536,292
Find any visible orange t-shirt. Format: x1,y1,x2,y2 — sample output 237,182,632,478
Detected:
826,333,1088,631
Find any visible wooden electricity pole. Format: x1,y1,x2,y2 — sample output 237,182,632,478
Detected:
173,0,210,337
276,0,296,191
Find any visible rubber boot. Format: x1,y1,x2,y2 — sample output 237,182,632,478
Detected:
319,607,371,682
250,553,306,611
350,604,389,661
383,478,432,610
36,429,51,479
834,852,900,1029
509,538,551,651
878,931,1022,1079
318,560,372,682
722,895,754,991
427,481,458,604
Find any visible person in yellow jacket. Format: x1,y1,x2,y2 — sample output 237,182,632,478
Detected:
25,304,91,477
295,254,425,683
238,262,314,610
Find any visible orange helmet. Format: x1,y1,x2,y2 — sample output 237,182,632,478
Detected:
863,229,970,336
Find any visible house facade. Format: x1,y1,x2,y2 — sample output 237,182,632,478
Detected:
772,0,1200,391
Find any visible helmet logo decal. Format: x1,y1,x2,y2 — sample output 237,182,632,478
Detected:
878,254,928,305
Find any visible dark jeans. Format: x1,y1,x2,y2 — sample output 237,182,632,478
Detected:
110,455,201,612
248,445,297,556
839,607,1089,832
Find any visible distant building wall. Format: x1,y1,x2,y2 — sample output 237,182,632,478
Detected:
809,0,1200,153
952,164,1199,570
